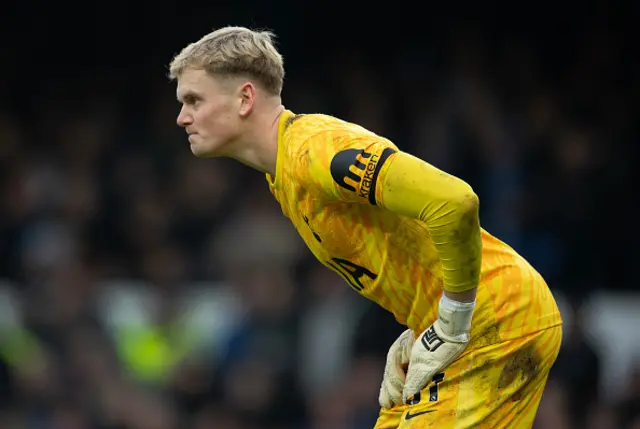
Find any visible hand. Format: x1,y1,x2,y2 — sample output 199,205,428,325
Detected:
379,329,414,408
402,296,476,403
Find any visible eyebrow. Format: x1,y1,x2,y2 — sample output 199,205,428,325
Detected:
177,90,199,102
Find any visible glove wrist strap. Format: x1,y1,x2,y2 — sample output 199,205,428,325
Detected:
436,295,475,342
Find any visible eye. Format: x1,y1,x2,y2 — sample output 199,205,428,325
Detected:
180,94,203,108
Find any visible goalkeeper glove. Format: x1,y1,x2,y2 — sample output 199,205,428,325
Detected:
378,328,414,409
402,295,476,404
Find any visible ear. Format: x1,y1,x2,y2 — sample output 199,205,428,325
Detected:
238,81,256,117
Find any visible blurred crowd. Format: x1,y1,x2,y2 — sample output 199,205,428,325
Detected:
0,3,638,429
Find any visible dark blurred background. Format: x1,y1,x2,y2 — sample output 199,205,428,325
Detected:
0,1,638,428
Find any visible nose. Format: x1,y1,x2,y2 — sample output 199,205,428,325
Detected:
176,107,193,127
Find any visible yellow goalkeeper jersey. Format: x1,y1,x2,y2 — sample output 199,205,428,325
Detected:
266,110,561,344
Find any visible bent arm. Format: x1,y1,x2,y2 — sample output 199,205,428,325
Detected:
377,152,482,301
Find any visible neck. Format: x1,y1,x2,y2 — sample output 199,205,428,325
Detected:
229,103,285,176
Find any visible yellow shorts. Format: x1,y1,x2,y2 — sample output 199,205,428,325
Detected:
374,325,562,429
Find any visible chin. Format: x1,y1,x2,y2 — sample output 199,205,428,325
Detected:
190,140,222,158
190,145,213,158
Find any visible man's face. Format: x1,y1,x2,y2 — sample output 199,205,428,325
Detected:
175,68,241,157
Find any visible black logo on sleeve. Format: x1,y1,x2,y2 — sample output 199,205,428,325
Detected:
329,147,396,205
330,149,370,193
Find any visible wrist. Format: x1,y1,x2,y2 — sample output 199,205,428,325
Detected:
443,287,477,303
436,295,475,342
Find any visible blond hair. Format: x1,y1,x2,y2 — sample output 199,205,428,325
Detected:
168,26,284,96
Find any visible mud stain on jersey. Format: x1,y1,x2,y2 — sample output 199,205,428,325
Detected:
498,345,540,402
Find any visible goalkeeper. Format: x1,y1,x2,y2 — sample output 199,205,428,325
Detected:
168,26,563,428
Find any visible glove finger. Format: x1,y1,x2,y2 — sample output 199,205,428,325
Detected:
388,372,405,393
379,382,403,409
381,376,404,407
379,385,392,409
403,364,434,404
388,382,403,406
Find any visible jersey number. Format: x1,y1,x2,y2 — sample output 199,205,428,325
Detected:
327,258,377,292
407,372,445,405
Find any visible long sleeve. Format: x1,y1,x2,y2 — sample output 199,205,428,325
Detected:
377,152,482,293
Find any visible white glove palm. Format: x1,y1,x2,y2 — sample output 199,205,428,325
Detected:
378,329,414,408
402,296,476,404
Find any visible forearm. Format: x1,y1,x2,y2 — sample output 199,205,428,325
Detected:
378,152,483,296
